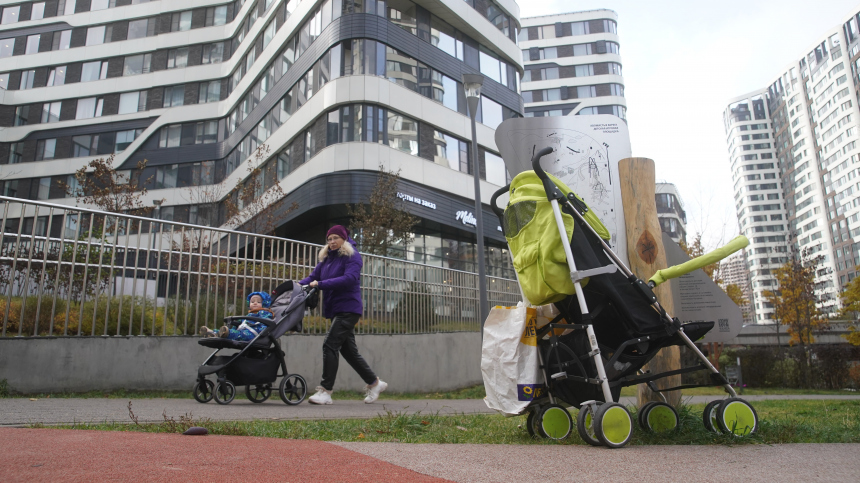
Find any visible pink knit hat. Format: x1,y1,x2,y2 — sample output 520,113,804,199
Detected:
326,225,349,241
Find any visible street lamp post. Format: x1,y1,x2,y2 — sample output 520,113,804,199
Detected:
462,73,489,326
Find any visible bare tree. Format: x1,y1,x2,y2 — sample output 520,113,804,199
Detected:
64,154,154,218
348,165,418,256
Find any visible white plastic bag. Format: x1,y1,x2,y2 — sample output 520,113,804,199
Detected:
481,303,546,416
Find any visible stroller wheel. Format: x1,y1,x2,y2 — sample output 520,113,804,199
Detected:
593,403,633,448
637,402,657,431
526,409,539,438
214,381,236,405
245,384,272,403
576,404,602,446
640,402,679,433
537,404,573,440
702,400,722,433
193,380,215,403
716,398,758,436
279,374,307,405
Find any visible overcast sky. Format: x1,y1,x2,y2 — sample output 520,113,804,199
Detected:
517,0,860,248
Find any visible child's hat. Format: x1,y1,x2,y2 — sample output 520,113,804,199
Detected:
247,291,272,308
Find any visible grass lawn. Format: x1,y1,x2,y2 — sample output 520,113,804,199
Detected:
48,399,859,446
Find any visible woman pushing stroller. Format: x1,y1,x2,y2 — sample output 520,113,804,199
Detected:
300,225,387,405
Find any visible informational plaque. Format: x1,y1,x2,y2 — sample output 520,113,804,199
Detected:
495,115,632,264
662,232,743,343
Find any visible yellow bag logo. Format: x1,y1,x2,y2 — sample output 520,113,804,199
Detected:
520,308,538,346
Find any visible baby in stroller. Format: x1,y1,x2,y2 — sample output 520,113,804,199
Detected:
199,292,274,341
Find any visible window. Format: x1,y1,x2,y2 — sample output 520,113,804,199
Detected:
159,124,181,148
202,42,224,64
171,11,192,32
52,30,71,50
163,85,185,107
205,6,228,26
115,129,140,152
127,19,151,40
31,3,46,20
81,61,107,82
430,15,460,59
26,35,40,54
0,73,8,89
91,0,109,11
484,151,506,186
14,106,29,126
387,111,418,155
0,38,13,58
36,139,57,161
577,85,596,98
8,142,24,164
41,102,61,123
433,130,465,170
35,178,50,200
1,6,19,24
47,66,66,86
76,97,103,119
575,64,594,77
479,48,503,84
59,0,76,15
167,47,189,69
118,91,146,114
19,70,35,90
123,54,151,76
195,121,218,144
542,47,557,60
263,21,276,50
1,179,18,197
480,96,504,129
191,81,218,104
86,26,105,46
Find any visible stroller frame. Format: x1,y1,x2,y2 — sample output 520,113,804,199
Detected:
491,147,755,446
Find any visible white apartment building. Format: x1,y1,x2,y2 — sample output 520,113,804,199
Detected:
655,182,687,244
518,9,625,120
725,5,860,322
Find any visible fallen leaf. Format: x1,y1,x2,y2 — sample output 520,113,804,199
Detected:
358,433,365,439
29,398,38,401
421,421,430,425
456,426,468,431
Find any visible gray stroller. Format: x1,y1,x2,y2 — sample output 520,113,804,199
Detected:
193,281,318,405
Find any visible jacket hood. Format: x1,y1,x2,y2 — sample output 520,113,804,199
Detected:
318,236,357,262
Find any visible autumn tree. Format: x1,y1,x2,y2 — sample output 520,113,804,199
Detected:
65,154,154,218
348,165,418,256
679,232,722,283
838,269,860,346
224,144,298,235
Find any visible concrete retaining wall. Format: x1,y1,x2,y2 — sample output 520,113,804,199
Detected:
0,333,482,394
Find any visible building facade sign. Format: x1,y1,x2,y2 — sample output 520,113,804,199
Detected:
397,192,437,210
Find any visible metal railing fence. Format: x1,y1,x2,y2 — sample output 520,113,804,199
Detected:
0,196,521,337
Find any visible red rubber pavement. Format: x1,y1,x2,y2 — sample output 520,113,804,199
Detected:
0,428,450,483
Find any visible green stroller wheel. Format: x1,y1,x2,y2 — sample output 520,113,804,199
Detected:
716,398,758,436
702,400,722,433
537,404,573,440
641,402,679,433
576,404,602,446
637,402,657,431
594,403,633,448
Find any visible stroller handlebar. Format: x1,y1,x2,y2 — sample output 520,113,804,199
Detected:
531,147,562,202
490,184,510,230
648,235,750,287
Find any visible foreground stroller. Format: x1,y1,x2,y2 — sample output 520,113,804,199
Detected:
193,281,317,405
488,147,758,447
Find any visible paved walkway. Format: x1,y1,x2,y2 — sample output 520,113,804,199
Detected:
2,394,858,426
3,428,858,482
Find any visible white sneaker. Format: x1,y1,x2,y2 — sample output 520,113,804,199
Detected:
364,379,388,404
308,386,333,405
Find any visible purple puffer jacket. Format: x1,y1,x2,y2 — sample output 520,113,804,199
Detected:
299,237,363,318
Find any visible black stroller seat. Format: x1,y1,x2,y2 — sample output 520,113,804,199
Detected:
198,338,274,350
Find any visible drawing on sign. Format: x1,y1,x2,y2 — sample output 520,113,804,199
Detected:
506,129,617,244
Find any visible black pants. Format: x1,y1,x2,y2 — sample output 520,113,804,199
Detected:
321,313,376,391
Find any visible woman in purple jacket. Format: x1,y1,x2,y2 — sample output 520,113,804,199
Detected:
300,225,387,405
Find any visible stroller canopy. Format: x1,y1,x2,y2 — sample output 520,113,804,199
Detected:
503,171,610,306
